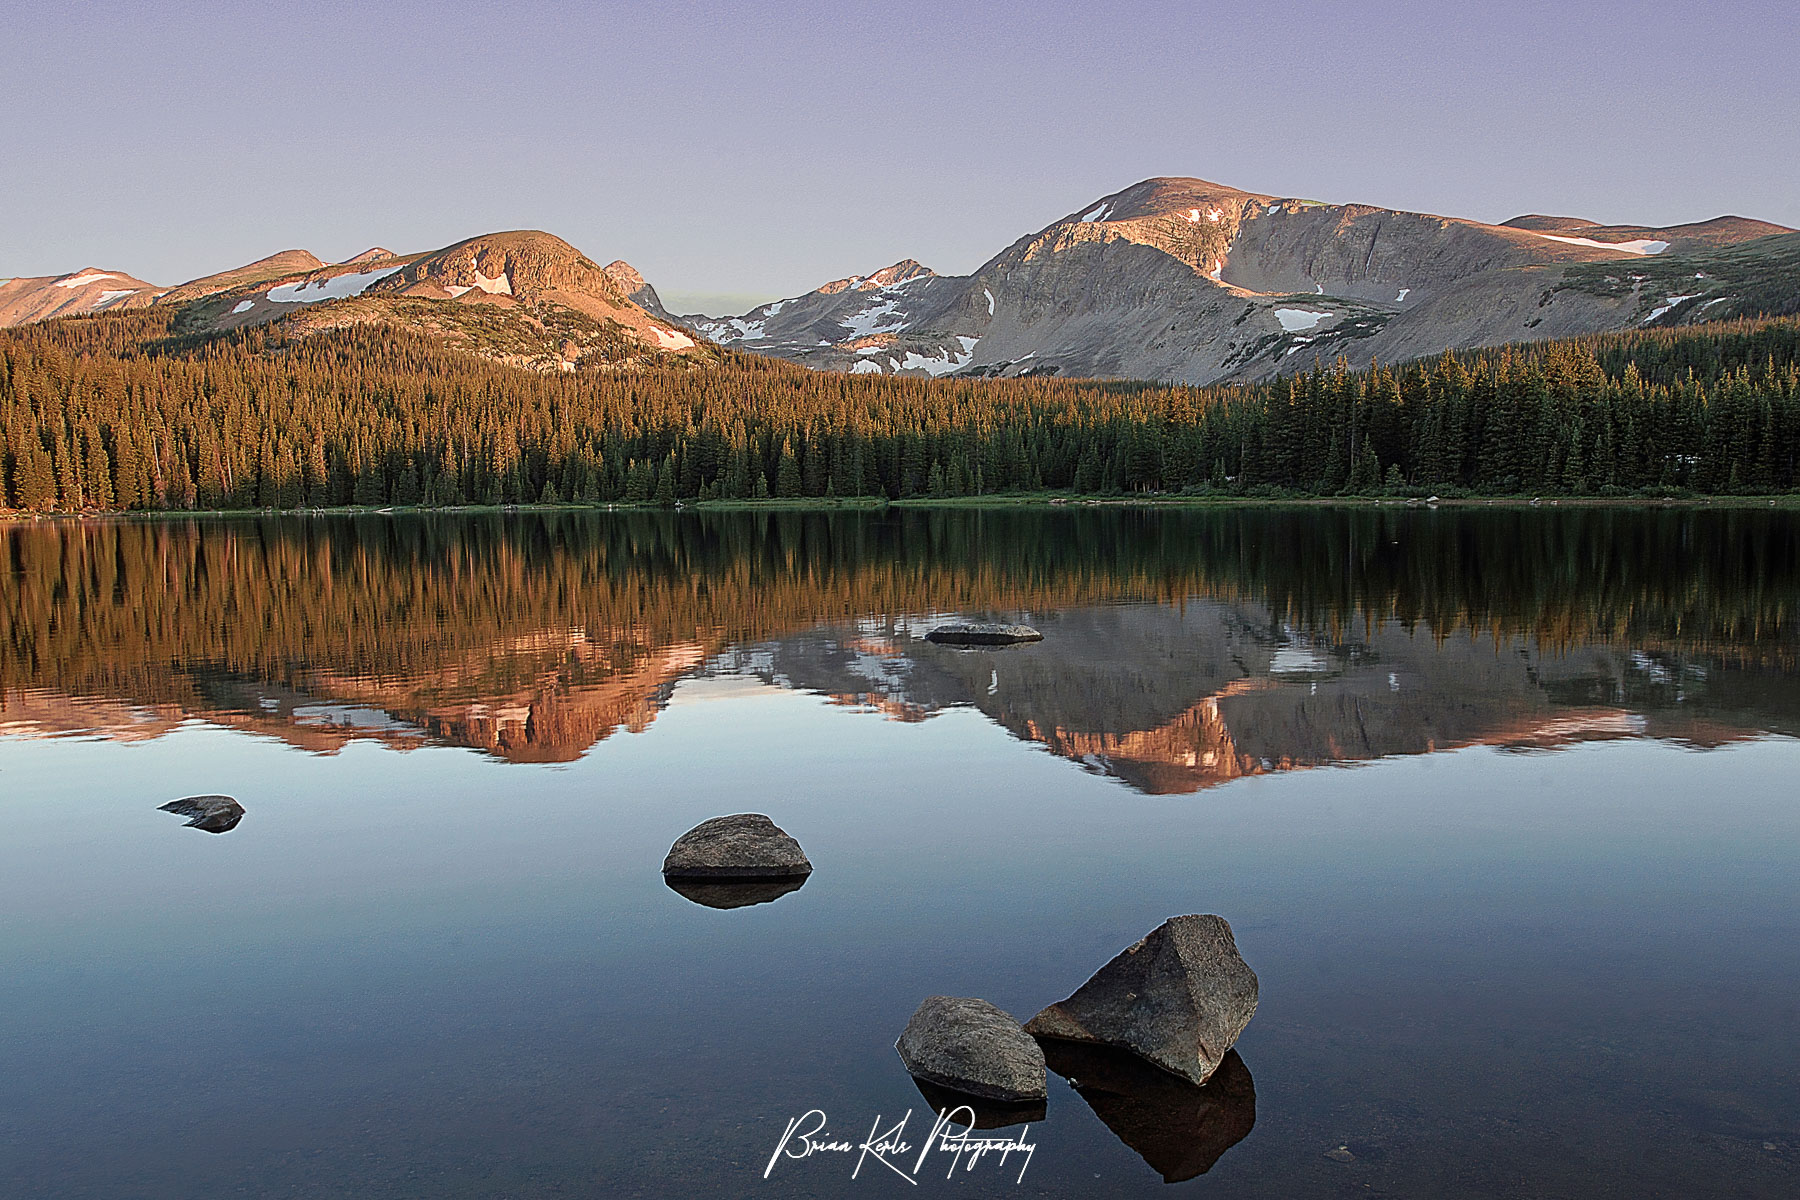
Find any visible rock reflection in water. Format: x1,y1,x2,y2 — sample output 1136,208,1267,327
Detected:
910,1078,1047,1130
662,875,809,909
1040,1041,1255,1183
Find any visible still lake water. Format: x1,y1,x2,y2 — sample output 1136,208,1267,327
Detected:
1,508,1797,1198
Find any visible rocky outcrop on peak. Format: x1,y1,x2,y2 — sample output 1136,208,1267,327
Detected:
602,259,675,322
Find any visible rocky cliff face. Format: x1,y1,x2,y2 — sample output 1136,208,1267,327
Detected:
677,175,1798,384
169,230,709,371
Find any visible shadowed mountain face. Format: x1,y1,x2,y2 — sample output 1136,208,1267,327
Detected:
3,509,1797,789
676,175,1800,384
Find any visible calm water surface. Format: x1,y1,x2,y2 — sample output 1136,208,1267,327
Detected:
2,509,1797,1198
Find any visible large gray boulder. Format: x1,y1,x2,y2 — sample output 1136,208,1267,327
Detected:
896,996,1048,1103
662,814,812,879
1024,915,1257,1086
157,795,245,834
924,622,1043,647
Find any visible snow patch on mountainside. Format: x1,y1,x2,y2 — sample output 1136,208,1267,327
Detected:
472,268,511,295
231,300,254,314
840,298,907,338
899,336,979,376
1533,233,1670,255
266,265,402,304
1643,295,1699,323
1275,308,1333,331
57,272,118,289
695,316,768,343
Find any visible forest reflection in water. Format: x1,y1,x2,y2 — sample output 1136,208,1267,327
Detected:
3,505,1798,793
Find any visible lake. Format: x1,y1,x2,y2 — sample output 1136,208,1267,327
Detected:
2,507,1796,1198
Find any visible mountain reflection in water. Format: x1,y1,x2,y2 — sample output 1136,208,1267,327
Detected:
4,508,1797,794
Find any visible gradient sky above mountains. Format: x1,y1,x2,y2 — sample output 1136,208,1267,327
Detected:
5,0,1796,314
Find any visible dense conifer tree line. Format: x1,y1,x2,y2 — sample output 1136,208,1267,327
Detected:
2,310,1797,511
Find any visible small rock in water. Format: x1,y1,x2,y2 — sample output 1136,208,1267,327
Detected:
896,996,1048,1103
158,795,245,834
924,622,1043,647
1025,914,1258,1087
662,814,812,880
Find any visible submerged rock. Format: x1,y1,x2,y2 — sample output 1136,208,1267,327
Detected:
663,875,808,909
896,996,1048,1103
924,622,1043,647
911,1077,1046,1130
1041,1041,1255,1182
157,794,245,834
662,814,812,880
1024,914,1257,1087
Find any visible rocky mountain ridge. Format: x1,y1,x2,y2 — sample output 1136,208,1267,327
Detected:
678,176,1799,384
2,233,705,373
5,174,1795,382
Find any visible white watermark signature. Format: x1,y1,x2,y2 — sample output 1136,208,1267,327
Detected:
764,1107,1037,1185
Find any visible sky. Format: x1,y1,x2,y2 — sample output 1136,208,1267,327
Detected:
4,0,1796,315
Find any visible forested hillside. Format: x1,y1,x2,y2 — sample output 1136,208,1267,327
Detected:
2,309,1797,511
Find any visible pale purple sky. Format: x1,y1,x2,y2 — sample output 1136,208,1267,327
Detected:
5,0,1796,314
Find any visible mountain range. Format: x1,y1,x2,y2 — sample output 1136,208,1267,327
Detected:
4,175,1796,383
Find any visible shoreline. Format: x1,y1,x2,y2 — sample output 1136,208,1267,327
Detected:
4,493,1799,522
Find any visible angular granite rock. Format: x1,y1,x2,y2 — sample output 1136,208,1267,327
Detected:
661,814,812,880
157,795,245,834
924,622,1043,647
896,996,1048,1103
1024,914,1257,1086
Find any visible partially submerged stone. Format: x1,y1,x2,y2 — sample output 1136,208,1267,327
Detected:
924,622,1043,647
911,1077,1046,1130
662,814,812,880
1024,914,1257,1087
896,995,1048,1103
663,875,808,909
1041,1041,1255,1182
157,794,245,834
